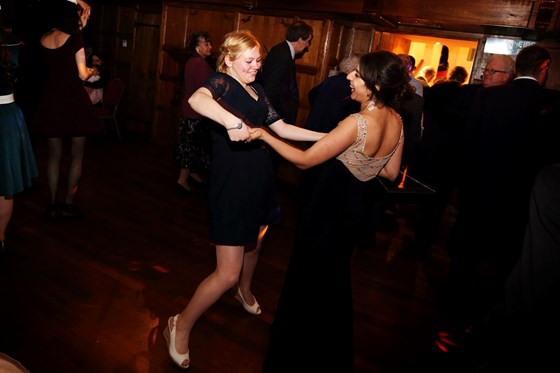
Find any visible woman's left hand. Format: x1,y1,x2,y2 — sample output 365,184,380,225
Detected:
248,128,263,142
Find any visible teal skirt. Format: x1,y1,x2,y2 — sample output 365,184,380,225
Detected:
0,102,38,197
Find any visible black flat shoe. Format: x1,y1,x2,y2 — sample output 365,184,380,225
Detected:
188,174,206,186
175,183,192,194
44,203,58,219
60,203,83,219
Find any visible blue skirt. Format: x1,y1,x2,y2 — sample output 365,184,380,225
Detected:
0,102,38,197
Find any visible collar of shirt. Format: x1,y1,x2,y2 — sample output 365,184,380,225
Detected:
286,40,295,60
514,76,538,82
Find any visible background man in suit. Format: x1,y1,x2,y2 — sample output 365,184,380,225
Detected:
259,20,314,172
260,20,313,125
475,163,560,370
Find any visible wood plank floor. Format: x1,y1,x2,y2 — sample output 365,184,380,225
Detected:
0,129,456,373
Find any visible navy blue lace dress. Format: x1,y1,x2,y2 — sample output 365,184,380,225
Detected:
202,72,281,246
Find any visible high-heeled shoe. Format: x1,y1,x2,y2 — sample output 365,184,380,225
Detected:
234,287,262,315
163,314,190,369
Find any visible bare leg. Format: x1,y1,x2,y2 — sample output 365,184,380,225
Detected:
0,196,14,242
190,173,204,183
237,225,268,304
177,167,192,191
173,245,245,362
65,137,86,204
47,138,63,204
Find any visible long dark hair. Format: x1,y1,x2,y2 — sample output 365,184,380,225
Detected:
359,51,413,108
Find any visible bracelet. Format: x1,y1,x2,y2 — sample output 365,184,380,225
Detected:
226,122,243,131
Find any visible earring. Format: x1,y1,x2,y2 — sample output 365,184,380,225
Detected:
367,100,375,111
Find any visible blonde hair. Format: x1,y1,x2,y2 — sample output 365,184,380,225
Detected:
216,30,266,73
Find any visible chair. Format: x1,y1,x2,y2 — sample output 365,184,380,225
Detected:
94,78,126,141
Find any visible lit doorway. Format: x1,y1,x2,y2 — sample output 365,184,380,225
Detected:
376,32,479,84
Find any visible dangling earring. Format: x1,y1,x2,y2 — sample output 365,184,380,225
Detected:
367,100,375,111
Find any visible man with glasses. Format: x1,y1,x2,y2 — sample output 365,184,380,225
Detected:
481,54,515,87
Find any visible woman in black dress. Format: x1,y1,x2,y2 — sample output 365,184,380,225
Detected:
32,0,102,219
163,30,325,369
250,51,411,371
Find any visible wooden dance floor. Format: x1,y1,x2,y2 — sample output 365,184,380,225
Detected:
0,130,454,372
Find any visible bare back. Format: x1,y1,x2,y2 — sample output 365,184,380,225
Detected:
41,30,71,50
361,105,403,158
336,111,403,181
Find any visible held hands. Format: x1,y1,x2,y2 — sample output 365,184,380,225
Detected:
248,128,266,142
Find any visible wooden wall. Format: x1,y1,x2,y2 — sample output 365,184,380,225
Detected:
151,1,377,145
83,0,560,145
87,2,162,133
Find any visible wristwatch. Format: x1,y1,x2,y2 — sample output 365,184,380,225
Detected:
226,122,243,131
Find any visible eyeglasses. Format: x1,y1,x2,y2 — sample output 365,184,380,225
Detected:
483,68,510,75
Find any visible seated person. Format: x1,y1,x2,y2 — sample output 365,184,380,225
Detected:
83,51,109,105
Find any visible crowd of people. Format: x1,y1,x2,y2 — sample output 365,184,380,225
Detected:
2,1,560,371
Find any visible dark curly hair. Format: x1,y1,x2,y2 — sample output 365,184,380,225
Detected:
186,32,212,57
359,51,414,109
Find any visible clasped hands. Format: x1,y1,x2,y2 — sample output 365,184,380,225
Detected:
226,122,267,144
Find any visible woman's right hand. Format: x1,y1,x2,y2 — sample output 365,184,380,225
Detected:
77,0,91,16
78,0,91,28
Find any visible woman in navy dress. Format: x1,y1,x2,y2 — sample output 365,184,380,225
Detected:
0,26,38,251
163,30,325,369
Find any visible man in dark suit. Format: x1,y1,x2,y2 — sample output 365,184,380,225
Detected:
260,20,313,125
259,20,313,173
474,163,560,370
440,44,560,348
439,163,560,371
